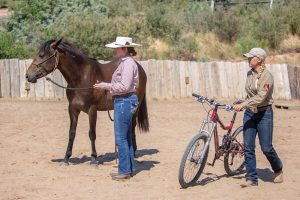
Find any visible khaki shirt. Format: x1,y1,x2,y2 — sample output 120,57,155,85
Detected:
241,67,274,109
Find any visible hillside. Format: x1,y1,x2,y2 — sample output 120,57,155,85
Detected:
0,0,300,62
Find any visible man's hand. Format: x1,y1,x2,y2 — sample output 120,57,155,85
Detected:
233,104,244,112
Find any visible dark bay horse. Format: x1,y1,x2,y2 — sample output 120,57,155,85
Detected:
25,39,149,166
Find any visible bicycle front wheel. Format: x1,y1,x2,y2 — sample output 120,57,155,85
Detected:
224,126,245,176
178,132,209,188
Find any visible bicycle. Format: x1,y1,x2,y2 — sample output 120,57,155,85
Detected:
178,93,245,188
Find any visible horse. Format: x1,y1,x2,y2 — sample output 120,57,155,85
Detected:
25,39,149,166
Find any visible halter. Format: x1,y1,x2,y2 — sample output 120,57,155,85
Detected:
31,50,60,74
30,49,114,122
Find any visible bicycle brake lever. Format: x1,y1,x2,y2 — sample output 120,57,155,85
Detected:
225,105,233,111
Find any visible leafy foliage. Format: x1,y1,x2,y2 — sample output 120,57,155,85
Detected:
1,0,300,60
0,30,32,58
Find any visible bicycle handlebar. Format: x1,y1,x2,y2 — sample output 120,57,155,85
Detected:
192,93,235,111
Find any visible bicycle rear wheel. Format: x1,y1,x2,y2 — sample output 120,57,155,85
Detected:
224,126,245,176
178,132,209,188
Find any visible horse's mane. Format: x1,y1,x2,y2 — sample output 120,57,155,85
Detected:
41,39,97,61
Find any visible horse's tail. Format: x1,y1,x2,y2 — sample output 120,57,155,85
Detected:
138,93,149,132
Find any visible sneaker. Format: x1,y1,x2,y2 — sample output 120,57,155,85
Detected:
240,180,258,188
274,171,283,183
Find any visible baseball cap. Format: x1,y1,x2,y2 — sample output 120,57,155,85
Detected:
243,48,267,60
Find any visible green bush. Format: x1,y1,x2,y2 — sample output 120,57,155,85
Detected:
5,0,109,46
285,2,300,36
1,0,300,60
0,0,23,8
55,11,148,60
184,2,211,33
145,6,182,43
212,11,241,43
0,31,32,58
172,34,200,61
251,10,288,49
234,36,264,55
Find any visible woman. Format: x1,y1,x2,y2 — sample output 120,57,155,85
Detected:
93,36,140,181
233,48,283,187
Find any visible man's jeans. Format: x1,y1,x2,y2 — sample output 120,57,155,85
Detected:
243,107,283,183
114,94,139,175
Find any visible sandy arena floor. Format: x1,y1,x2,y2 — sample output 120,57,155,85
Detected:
0,98,300,200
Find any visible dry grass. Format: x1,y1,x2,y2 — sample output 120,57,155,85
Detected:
150,39,169,55
145,33,300,67
266,53,300,67
280,34,300,51
195,32,235,61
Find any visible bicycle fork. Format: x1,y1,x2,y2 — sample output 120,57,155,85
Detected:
196,120,216,165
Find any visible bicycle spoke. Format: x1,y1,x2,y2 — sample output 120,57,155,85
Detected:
183,139,205,183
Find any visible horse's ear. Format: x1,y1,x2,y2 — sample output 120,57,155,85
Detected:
51,38,62,50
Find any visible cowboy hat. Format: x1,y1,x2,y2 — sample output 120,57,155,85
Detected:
105,36,141,48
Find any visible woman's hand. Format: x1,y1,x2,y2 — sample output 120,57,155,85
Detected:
233,104,244,112
93,80,102,89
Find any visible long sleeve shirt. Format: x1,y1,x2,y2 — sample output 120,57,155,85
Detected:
100,56,139,96
240,68,274,109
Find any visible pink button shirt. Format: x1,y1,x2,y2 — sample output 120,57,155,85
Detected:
100,56,139,96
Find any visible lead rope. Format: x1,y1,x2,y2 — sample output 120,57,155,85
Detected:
104,90,114,122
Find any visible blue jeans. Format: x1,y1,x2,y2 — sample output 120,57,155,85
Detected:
243,107,283,183
114,94,139,175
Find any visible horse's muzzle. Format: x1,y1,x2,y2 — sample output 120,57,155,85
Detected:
26,73,37,83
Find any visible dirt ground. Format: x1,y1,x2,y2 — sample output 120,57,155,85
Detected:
0,98,300,200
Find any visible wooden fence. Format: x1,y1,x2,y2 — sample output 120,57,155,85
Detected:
0,59,299,100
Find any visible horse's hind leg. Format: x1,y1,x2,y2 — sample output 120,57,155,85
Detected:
132,112,138,156
61,105,80,165
88,105,98,166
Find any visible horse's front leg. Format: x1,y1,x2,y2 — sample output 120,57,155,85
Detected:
61,105,80,165
88,105,98,166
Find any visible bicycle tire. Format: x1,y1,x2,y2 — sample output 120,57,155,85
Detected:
224,126,245,176
178,131,209,188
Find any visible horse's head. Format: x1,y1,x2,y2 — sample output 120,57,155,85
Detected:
26,39,62,83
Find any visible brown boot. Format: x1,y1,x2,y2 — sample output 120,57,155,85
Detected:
274,171,283,183
240,180,258,188
111,174,131,181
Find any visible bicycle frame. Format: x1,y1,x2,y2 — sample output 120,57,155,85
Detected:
197,106,241,164
211,107,237,158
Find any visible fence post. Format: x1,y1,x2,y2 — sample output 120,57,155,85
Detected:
0,59,11,98
19,59,28,98
211,0,215,11
270,0,274,9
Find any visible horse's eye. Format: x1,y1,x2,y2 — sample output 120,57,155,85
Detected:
39,53,44,58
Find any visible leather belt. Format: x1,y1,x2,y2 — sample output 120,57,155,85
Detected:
249,105,272,113
112,92,134,99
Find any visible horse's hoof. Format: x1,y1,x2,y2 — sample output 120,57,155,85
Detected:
59,161,69,166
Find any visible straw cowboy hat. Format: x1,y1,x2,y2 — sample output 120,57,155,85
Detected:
105,36,141,48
